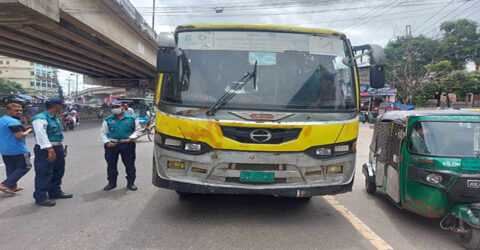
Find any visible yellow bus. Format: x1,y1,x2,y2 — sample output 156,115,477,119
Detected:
153,24,385,199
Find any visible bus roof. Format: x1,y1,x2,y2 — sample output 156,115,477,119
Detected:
176,24,344,37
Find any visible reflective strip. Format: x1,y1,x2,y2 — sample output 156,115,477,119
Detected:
51,142,63,146
155,73,164,105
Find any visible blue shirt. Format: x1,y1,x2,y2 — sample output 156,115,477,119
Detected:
105,114,136,140
0,115,29,156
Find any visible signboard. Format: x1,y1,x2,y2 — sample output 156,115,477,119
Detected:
178,31,345,56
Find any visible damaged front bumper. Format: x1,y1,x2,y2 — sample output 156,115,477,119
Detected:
153,147,355,197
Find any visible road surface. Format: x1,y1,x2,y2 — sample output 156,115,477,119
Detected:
0,123,463,250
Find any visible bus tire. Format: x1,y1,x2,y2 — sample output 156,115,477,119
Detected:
365,178,376,194
176,191,193,200
152,156,162,187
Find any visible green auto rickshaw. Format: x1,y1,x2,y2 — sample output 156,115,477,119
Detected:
363,110,480,249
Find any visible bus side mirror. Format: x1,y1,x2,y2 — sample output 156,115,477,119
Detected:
370,65,385,89
157,47,178,73
368,45,386,89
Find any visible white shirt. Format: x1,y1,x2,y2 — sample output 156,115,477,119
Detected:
32,119,52,149
125,108,135,116
100,117,143,144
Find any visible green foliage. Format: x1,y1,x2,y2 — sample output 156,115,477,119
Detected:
385,19,480,105
0,78,25,94
439,19,480,69
384,36,440,101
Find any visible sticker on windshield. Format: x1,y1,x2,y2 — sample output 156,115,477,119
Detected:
249,52,277,66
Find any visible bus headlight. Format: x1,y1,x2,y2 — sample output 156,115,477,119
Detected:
184,143,202,152
155,133,211,155
306,141,356,159
315,147,332,157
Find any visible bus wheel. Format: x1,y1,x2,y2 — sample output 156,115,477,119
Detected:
297,197,312,202
176,191,193,200
365,178,376,194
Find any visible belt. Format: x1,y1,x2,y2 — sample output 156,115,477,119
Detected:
51,142,63,146
110,139,133,143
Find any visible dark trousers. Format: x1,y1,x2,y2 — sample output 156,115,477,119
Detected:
104,142,136,185
2,154,32,188
33,145,65,202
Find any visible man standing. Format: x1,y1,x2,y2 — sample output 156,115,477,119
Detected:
32,98,73,207
122,102,135,117
0,103,32,195
101,101,141,191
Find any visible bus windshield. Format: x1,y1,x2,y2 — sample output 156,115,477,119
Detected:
162,31,356,112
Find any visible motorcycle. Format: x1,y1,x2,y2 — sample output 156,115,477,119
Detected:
62,112,75,131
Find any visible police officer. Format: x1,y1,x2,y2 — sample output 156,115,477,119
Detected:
32,98,73,207
101,101,141,191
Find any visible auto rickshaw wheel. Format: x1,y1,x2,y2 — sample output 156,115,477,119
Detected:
365,178,376,194
458,224,480,250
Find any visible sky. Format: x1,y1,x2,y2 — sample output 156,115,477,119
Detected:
59,0,480,91
130,0,479,46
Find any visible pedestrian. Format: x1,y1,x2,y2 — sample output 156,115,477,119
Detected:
32,98,73,207
122,102,135,117
101,101,141,191
0,102,32,195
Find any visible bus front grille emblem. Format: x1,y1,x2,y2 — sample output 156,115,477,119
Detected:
250,129,273,143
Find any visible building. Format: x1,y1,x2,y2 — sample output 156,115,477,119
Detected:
0,55,59,96
0,55,34,89
32,64,59,96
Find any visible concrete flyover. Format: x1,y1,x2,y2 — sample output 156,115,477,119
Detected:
0,0,159,90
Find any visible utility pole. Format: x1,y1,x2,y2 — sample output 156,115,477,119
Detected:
67,78,71,97
152,0,156,31
75,73,79,99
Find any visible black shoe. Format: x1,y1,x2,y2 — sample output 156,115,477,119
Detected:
36,199,56,207
103,183,117,191
50,192,73,199
127,184,138,191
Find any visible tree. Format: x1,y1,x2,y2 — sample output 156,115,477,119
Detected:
0,78,25,95
384,35,440,103
439,19,480,70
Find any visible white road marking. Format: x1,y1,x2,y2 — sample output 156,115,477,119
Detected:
324,195,394,250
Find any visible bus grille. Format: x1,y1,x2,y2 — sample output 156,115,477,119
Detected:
221,126,301,144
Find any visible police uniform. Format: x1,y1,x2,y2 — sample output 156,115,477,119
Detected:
101,113,140,189
32,102,71,205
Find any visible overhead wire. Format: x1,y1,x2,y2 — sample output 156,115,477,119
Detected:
133,0,452,17
422,0,477,37
413,0,456,35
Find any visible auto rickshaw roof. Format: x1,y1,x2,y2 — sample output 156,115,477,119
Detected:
380,110,480,123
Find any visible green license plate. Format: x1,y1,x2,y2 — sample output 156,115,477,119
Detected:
240,171,275,184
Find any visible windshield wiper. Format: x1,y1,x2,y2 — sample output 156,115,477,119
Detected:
206,61,258,116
